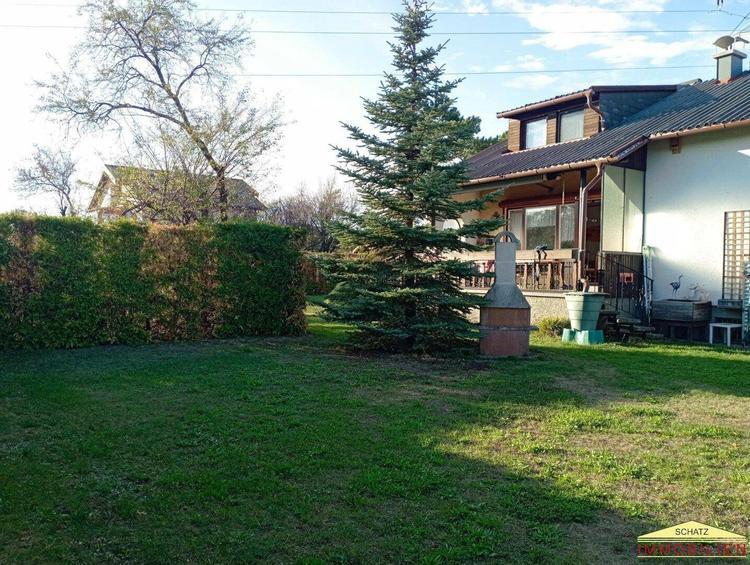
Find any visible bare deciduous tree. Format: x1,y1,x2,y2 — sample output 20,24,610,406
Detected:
264,177,359,252
38,0,282,220
114,122,216,224
15,145,80,216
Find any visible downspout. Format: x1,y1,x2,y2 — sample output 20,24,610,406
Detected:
576,164,603,285
585,90,605,132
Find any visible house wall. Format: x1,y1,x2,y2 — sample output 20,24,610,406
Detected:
508,120,521,151
583,107,601,137
467,292,568,324
644,127,750,302
546,117,557,145
601,165,644,253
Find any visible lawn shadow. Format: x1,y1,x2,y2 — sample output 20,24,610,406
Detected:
1,328,746,563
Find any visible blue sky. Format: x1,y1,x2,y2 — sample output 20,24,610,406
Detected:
1,0,749,213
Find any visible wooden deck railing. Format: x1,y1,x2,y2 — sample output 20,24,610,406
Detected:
462,258,577,292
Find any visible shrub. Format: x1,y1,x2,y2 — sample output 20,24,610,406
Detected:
537,316,570,337
214,222,306,337
0,214,305,349
301,254,331,295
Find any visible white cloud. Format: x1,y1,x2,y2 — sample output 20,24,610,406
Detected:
590,35,713,66
491,55,545,74
515,54,545,70
507,73,558,89
491,0,712,66
462,0,490,15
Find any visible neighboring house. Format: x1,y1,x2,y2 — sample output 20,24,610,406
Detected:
87,164,265,223
458,40,750,324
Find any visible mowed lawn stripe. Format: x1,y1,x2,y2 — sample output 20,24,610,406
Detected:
1,307,748,563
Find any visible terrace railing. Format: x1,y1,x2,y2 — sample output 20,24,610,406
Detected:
462,258,576,292
597,252,653,323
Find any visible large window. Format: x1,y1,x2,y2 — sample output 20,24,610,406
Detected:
524,118,547,149
559,203,577,248
526,206,557,249
559,109,584,142
508,204,578,250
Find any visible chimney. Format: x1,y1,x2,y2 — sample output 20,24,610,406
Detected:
714,36,748,82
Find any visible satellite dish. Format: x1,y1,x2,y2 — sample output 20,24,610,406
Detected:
714,35,735,50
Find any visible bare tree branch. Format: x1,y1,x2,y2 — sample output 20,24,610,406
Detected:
15,145,80,216
37,0,281,221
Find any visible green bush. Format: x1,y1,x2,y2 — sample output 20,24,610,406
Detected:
0,214,305,349
537,316,570,337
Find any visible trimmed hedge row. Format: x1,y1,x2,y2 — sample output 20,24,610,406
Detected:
0,215,306,349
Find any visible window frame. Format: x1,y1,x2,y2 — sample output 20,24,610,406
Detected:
522,117,547,150
557,108,585,143
506,203,579,251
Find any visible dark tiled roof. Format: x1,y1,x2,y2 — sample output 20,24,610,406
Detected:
498,84,677,117
469,73,750,183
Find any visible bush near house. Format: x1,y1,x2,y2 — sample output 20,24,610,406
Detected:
537,317,571,337
0,215,305,349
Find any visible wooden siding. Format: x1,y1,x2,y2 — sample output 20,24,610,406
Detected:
508,119,521,151
583,107,601,137
546,117,557,145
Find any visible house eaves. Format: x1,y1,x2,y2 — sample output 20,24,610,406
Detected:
469,73,750,186
497,84,678,119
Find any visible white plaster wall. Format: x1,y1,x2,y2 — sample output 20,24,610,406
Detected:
644,127,750,302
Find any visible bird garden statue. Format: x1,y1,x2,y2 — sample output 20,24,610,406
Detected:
670,274,684,296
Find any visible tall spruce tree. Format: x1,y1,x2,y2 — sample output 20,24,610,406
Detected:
322,0,503,353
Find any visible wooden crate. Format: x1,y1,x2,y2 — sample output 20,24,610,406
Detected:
652,299,711,322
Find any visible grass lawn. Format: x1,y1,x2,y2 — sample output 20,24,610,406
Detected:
1,303,749,563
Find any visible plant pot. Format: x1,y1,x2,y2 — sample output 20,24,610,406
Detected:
564,292,607,332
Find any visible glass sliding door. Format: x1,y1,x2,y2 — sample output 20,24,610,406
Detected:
559,203,576,249
525,206,556,249
507,209,524,246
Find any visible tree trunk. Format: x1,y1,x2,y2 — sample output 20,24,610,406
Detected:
217,167,228,221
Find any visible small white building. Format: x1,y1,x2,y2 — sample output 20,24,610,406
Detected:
459,39,750,329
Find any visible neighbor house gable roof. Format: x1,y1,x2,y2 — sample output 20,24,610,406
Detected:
468,73,750,184
87,164,266,212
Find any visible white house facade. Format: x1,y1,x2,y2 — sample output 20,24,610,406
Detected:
458,38,750,331
644,127,750,303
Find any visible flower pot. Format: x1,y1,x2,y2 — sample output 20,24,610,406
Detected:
564,292,607,332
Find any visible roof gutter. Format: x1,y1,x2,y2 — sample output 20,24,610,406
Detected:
464,118,750,188
497,89,592,119
461,136,647,187
648,116,750,140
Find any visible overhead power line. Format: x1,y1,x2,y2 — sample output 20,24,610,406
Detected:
730,8,750,35
234,65,712,78
0,24,733,36
9,3,739,16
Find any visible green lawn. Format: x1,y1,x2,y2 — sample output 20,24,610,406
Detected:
1,304,749,563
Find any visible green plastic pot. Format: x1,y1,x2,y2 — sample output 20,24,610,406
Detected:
564,292,607,331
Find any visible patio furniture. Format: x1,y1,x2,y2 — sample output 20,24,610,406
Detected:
708,323,743,347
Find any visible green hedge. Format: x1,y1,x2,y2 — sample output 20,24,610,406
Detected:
0,215,306,349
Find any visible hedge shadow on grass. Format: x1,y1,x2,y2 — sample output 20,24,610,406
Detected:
0,338,654,563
